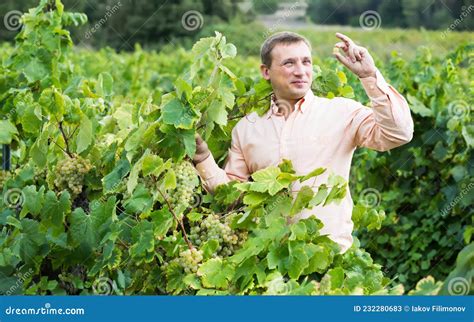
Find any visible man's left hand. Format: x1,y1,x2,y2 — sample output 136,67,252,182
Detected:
333,32,377,78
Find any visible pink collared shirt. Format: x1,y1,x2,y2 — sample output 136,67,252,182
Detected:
195,70,414,253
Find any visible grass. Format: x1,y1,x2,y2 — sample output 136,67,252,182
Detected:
197,20,474,62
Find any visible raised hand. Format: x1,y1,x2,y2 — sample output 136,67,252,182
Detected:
333,32,377,78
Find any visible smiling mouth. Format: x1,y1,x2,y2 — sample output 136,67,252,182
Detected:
291,81,307,84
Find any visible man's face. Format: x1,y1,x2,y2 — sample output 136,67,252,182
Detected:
260,41,313,101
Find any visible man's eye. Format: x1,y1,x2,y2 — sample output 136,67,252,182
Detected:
303,60,312,64
284,62,293,66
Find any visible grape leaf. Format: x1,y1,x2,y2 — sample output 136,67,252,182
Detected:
0,120,18,144
287,241,309,279
197,258,234,289
123,184,153,214
408,276,442,295
309,184,328,207
290,186,314,216
162,98,198,129
407,94,433,117
141,154,164,177
30,129,49,167
325,267,345,289
289,221,307,241
191,37,213,59
103,158,131,192
97,72,113,97
267,244,288,271
250,166,286,196
130,221,154,261
201,240,219,259
40,190,71,228
19,219,46,264
150,209,174,238
300,167,326,182
303,244,331,274
69,208,96,250
22,185,45,216
207,100,228,126
22,57,49,83
76,115,93,154
278,159,296,174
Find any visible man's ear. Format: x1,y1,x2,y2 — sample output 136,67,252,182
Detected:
260,64,271,80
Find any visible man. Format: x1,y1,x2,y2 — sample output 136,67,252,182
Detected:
192,32,414,253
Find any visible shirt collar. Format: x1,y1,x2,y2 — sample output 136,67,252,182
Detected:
265,90,315,119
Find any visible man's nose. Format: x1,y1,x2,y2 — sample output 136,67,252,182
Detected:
293,62,304,76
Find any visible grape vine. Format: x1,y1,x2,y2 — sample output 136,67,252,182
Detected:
0,0,470,297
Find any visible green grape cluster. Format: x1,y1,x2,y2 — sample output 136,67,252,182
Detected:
189,213,248,257
54,155,92,196
0,170,11,187
141,176,155,189
168,161,199,211
34,168,47,185
163,248,203,274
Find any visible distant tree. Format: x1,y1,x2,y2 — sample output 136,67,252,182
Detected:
252,0,279,14
0,0,241,49
306,0,473,30
377,0,406,28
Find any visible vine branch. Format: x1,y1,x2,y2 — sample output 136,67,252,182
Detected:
54,115,73,157
157,187,194,250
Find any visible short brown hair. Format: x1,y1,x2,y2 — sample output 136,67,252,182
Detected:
260,32,312,67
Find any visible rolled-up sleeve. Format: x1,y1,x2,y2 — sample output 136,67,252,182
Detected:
195,124,250,193
350,69,414,151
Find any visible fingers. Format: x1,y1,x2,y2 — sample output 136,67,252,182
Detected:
334,45,356,63
334,42,348,51
347,46,357,63
195,134,208,152
333,52,352,69
335,32,354,46
353,46,362,61
335,33,357,63
335,44,365,63
195,133,203,144
193,134,210,164
333,45,351,66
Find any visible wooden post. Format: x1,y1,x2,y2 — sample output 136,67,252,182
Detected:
2,145,10,171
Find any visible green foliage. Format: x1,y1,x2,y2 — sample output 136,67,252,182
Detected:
307,0,473,30
0,0,470,296
351,44,473,290
0,0,240,49
252,0,279,14
0,0,394,296
439,242,474,295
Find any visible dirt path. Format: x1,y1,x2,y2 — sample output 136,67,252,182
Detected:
252,1,358,31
